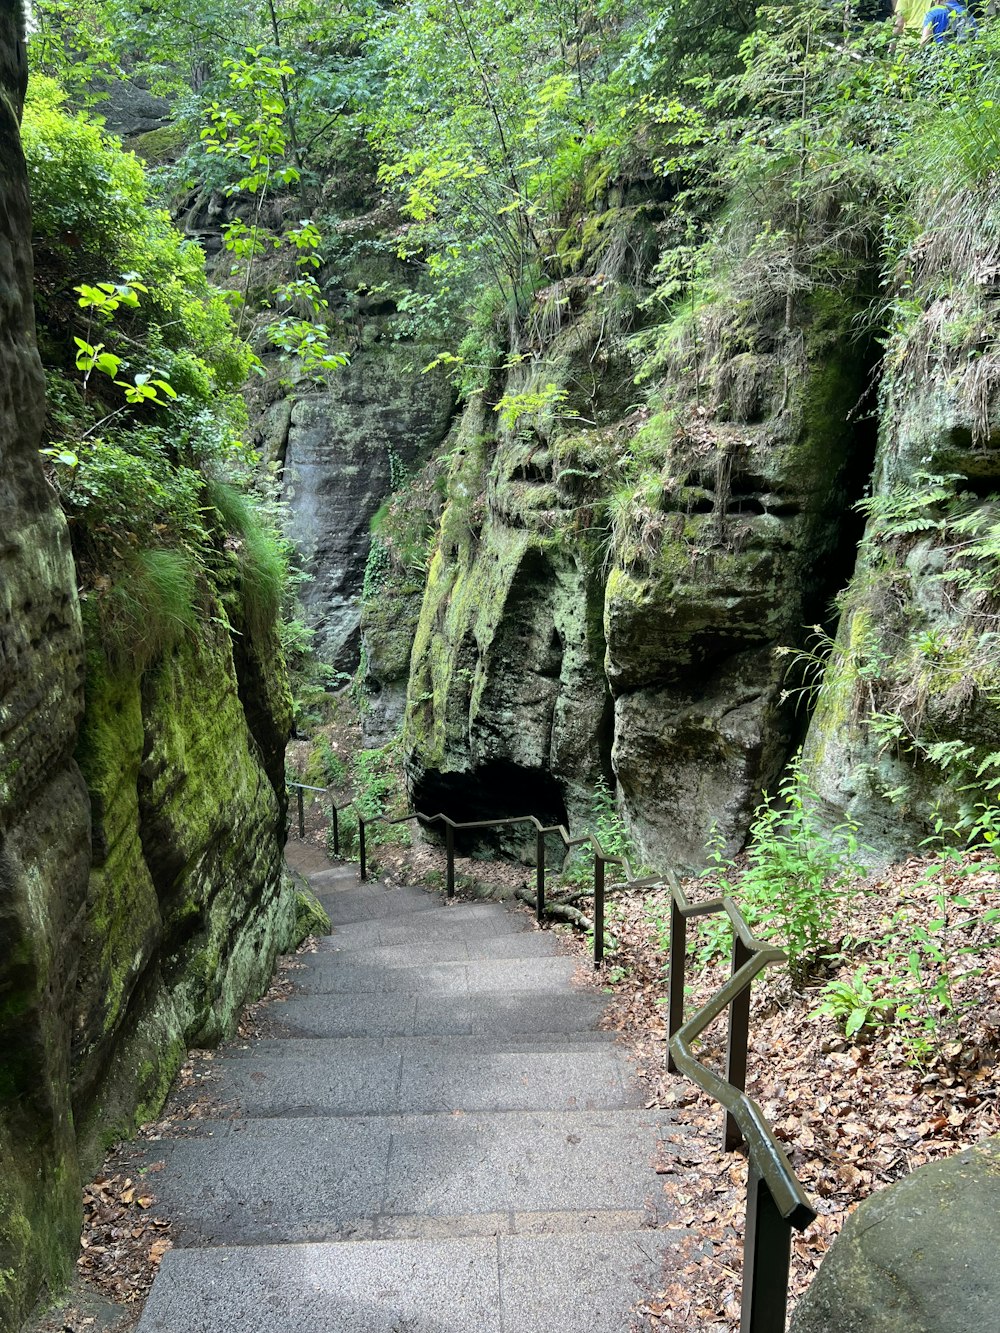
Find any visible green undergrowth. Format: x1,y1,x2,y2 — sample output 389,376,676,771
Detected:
26,77,291,673
298,723,412,874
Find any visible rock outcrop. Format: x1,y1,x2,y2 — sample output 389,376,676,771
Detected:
70,622,296,1171
390,264,874,869
282,348,454,670
801,204,1000,859
0,15,90,1326
791,1138,1000,1333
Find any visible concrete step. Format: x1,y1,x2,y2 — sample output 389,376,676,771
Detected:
126,1109,674,1247
314,931,562,966
317,886,442,925
327,905,536,946
202,1038,643,1118
220,1033,622,1061
137,1228,681,1333
262,985,612,1040
289,955,581,996
301,865,363,891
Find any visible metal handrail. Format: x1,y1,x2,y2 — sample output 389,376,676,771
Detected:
286,781,660,967
666,882,817,1333
287,780,816,1329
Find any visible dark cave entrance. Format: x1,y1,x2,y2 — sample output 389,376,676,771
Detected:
411,760,569,857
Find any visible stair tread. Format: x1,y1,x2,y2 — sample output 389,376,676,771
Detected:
185,1040,643,1117
136,1228,683,1333
124,1108,678,1246
288,954,581,995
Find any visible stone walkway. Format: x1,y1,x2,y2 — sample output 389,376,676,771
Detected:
131,849,685,1331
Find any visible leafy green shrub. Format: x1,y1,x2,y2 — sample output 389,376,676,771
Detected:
814,967,895,1039
65,435,208,559
699,756,866,981
98,547,198,673
560,779,640,889
24,76,253,418
22,76,147,260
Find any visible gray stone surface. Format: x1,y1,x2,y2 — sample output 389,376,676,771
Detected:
790,1138,1000,1333
139,1237,501,1332
315,883,439,920
328,906,533,945
292,955,579,995
410,989,612,1037
282,350,454,668
207,1041,638,1117
130,1109,669,1246
130,849,679,1330
497,1230,668,1333
138,1229,680,1333
318,932,561,967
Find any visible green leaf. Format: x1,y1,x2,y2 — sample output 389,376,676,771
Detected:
845,1007,868,1037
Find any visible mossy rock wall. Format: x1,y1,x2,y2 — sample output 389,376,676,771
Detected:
72,621,296,1171
606,291,873,869
398,281,873,870
0,22,90,1329
401,389,612,830
0,28,298,1325
801,275,1000,858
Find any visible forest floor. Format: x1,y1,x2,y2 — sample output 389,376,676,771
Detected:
29,805,998,1333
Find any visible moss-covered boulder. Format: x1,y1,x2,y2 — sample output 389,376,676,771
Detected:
791,1139,1000,1333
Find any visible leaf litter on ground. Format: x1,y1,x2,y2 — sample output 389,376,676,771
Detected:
582,850,999,1331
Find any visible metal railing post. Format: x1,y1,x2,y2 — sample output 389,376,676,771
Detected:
741,1163,793,1333
535,828,545,923
359,818,367,881
593,855,605,967
331,801,339,856
297,786,305,839
667,896,686,1074
446,823,455,898
724,934,753,1152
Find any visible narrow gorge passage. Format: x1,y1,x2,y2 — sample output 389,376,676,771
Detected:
125,846,689,1332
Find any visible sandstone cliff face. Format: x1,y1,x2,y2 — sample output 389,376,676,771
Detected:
391,271,873,870
801,234,1000,858
70,620,295,1172
281,348,454,670
0,15,90,1325
0,23,298,1328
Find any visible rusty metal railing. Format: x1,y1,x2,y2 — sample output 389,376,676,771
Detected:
287,780,816,1328
667,881,816,1333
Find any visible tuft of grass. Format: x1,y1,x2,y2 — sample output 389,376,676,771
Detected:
100,547,198,673
205,478,289,639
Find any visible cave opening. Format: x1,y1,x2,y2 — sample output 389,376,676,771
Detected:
411,760,569,855
784,359,883,756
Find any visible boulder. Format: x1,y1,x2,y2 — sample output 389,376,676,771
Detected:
791,1138,1000,1333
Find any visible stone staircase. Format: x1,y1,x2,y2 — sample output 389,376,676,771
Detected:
132,854,685,1331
